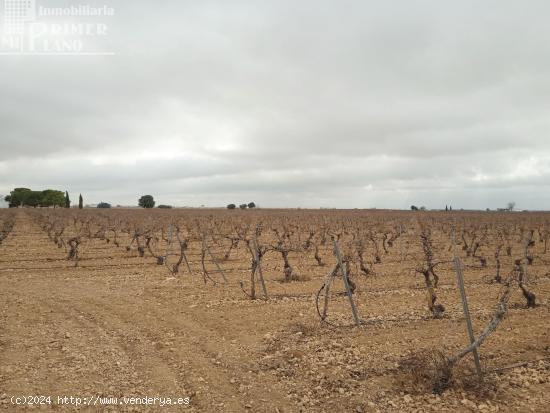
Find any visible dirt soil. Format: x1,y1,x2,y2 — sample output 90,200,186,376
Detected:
1,212,549,412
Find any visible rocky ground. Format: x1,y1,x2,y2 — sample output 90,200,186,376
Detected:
0,212,549,412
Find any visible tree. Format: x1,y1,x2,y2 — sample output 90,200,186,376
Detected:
64,191,71,208
6,188,67,208
227,204,236,210
239,204,247,209
25,191,43,208
79,194,83,209
248,202,256,209
507,201,516,211
138,195,155,209
411,205,419,211
41,190,65,208
7,188,31,207
97,202,111,209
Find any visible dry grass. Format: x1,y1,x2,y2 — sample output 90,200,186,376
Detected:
398,349,453,394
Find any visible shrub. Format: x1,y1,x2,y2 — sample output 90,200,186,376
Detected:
227,204,236,210
97,202,111,209
158,205,173,209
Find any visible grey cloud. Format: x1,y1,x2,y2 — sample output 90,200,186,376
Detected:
1,0,550,209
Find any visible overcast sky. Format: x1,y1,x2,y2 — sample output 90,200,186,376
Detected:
1,0,550,209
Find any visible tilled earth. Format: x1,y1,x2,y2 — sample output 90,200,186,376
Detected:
0,212,549,412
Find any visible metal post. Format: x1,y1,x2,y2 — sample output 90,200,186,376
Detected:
399,224,404,262
165,224,173,263
522,236,530,283
203,234,227,283
453,255,483,378
252,238,268,299
321,267,335,321
333,240,361,326
182,249,193,275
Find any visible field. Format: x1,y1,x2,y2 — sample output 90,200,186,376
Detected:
0,209,549,412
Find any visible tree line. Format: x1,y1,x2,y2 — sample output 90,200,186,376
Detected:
4,190,257,210
227,202,256,210
4,188,84,209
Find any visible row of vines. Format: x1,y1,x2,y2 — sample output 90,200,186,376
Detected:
18,208,548,309
1,208,549,392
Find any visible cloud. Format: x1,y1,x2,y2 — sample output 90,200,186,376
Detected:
1,0,550,209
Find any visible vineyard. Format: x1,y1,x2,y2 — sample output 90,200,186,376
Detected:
0,208,549,412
